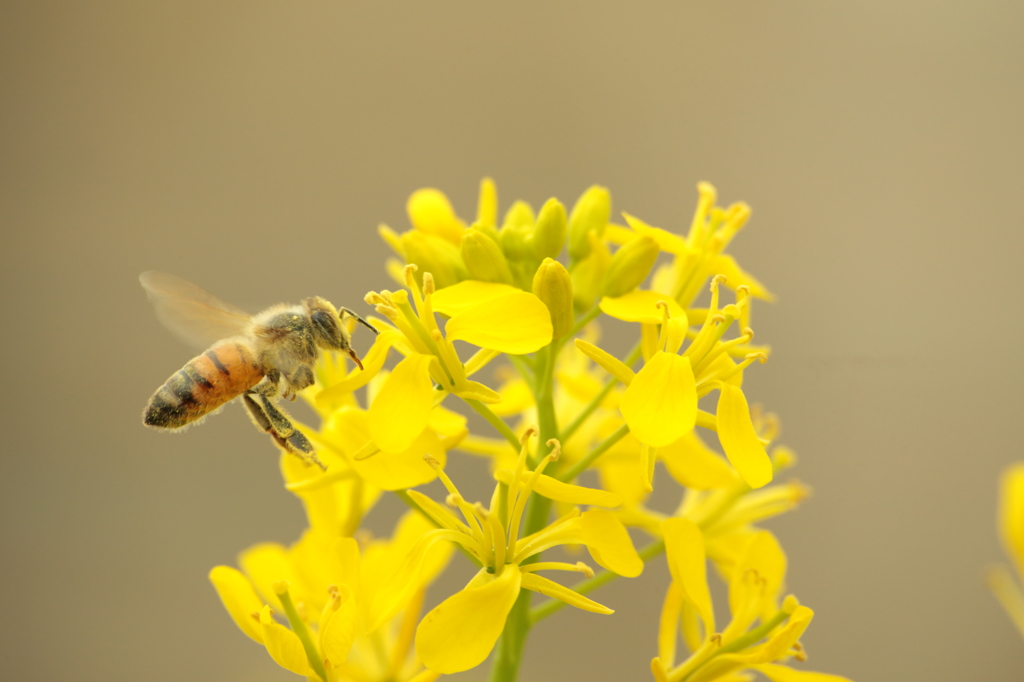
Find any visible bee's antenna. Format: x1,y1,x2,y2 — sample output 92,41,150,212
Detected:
340,308,379,335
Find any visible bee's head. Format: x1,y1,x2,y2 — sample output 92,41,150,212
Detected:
303,297,377,370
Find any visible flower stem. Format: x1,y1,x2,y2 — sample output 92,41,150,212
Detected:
557,424,630,482
463,398,521,451
489,345,560,682
528,538,666,624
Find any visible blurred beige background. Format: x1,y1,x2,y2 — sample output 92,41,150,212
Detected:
2,1,1023,680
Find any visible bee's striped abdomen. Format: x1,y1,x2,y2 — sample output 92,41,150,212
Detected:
143,341,264,429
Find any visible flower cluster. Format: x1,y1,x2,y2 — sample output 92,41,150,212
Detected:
208,179,853,681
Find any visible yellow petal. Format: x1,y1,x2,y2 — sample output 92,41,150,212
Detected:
401,230,467,289
445,292,553,354
659,431,738,490
580,509,643,577
574,339,636,386
314,331,397,408
359,429,446,490
663,518,716,637
369,354,435,453
728,531,787,622
651,657,672,682
416,568,522,674
238,543,296,610
622,212,689,255
520,572,613,614
369,528,461,632
716,385,773,488
258,606,312,676
753,606,814,663
494,469,622,507
329,407,443,490
209,566,265,643
319,587,356,667
407,188,465,244
755,663,854,682
430,280,522,317
490,377,535,417
1000,463,1024,578
710,253,775,301
621,352,697,447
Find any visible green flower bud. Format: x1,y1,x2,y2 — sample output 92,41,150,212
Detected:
498,200,537,262
532,258,574,339
571,235,611,311
602,235,660,297
503,200,536,230
401,230,467,289
531,198,567,261
567,186,611,261
462,228,514,285
500,223,534,262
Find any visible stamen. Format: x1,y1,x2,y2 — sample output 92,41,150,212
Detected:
422,272,435,296
691,327,755,376
485,506,507,571
655,300,671,352
403,263,419,288
424,456,483,538
473,502,495,568
506,430,538,555
697,351,767,391
518,561,594,578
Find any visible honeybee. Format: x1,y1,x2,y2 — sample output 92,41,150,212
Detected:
140,271,376,467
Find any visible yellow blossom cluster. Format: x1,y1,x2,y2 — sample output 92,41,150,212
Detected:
208,179,854,681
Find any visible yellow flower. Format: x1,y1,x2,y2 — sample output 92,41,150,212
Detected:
210,511,452,682
398,432,642,674
360,265,551,456
988,462,1024,638
580,276,771,491
651,519,851,682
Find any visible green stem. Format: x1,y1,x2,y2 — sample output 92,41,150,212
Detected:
557,424,630,482
529,538,666,624
276,587,328,682
463,398,521,451
489,345,560,682
569,305,602,338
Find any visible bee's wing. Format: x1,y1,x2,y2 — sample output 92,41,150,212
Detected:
140,271,252,349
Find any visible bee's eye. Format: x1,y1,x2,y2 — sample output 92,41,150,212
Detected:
310,310,339,341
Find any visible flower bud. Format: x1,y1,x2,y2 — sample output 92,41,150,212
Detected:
500,222,534,261
567,186,611,261
602,235,659,297
532,258,574,339
571,234,611,311
407,189,465,245
401,230,467,289
531,198,567,261
461,228,514,285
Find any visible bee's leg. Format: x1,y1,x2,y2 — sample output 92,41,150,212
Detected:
257,394,325,470
282,364,315,399
242,392,325,470
250,372,280,397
